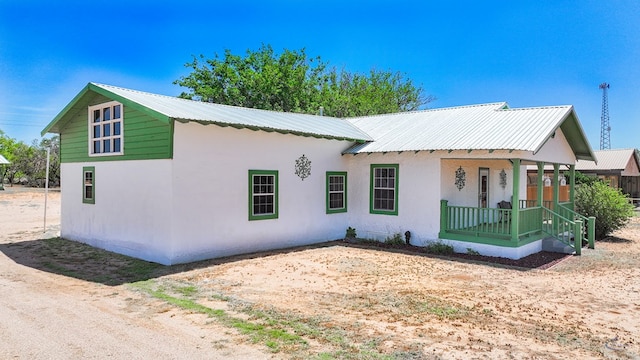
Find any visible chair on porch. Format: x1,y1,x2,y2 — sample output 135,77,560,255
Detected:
497,200,512,222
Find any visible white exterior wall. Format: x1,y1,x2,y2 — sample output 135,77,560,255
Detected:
523,128,576,165
60,160,174,264
345,152,442,245
440,159,515,208
169,122,352,264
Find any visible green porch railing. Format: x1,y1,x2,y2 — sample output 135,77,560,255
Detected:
557,202,595,249
519,199,553,209
541,207,583,255
440,201,543,241
440,200,593,255
443,204,512,237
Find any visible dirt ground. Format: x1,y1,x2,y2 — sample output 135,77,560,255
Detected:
1,187,639,359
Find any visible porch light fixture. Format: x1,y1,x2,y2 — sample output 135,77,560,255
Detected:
499,169,507,189
455,166,466,191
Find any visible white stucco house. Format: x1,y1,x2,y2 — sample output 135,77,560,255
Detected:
42,83,597,265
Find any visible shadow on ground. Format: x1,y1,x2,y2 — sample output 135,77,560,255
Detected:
0,235,572,287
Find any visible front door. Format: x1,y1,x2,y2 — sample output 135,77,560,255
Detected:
479,168,489,208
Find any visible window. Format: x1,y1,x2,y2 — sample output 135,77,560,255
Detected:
249,170,278,220
83,166,95,204
370,164,399,215
88,101,123,156
326,172,347,213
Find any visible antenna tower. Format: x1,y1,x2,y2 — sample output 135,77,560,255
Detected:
599,82,611,150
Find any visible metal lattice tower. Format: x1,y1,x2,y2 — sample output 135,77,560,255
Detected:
599,82,611,150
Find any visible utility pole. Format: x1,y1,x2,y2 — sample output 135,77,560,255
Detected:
599,82,611,150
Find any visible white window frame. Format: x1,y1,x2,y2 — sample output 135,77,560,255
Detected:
88,101,124,156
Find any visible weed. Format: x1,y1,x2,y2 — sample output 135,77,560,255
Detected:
384,233,404,245
466,248,480,255
424,241,454,255
345,226,357,238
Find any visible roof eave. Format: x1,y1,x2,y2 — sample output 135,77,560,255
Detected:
174,118,371,143
41,83,172,136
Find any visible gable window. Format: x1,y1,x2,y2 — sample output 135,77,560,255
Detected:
88,101,123,156
83,166,95,204
326,172,347,214
249,170,278,220
370,164,399,215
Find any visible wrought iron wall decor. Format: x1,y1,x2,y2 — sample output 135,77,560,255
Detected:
455,166,466,191
499,169,507,189
294,154,311,181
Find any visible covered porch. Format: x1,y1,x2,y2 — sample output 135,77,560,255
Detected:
439,159,595,258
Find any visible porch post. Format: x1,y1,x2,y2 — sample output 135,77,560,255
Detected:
553,163,560,210
511,159,521,242
569,164,576,208
537,162,544,207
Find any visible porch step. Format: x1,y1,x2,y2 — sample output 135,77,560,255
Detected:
542,237,575,255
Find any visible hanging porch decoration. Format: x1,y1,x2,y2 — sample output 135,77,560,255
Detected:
455,166,466,191
294,154,311,181
499,169,507,189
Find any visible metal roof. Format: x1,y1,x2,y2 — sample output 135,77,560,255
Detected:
343,103,596,161
575,148,639,171
79,83,371,142
0,154,9,165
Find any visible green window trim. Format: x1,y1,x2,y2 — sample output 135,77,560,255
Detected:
369,164,399,216
82,166,95,204
326,171,347,214
248,170,279,221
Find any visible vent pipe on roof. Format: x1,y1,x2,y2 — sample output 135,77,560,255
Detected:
319,106,324,116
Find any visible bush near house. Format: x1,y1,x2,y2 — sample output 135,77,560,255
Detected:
575,181,635,239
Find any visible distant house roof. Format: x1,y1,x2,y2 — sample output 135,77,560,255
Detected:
343,103,596,161
42,83,372,143
575,148,640,173
0,154,9,165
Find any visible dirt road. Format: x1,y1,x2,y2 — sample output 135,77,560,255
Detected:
1,186,639,359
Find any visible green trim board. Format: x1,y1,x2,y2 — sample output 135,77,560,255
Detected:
326,171,347,214
369,164,399,216
248,169,279,221
82,166,95,204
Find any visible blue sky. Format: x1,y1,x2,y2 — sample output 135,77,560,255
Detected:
1,0,638,150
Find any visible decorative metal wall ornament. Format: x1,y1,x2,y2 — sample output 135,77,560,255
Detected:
455,166,466,191
294,154,311,181
499,169,507,189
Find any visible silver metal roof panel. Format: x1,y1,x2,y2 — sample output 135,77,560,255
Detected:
93,83,372,142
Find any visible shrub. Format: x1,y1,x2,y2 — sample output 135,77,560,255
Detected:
345,227,357,239
575,181,635,239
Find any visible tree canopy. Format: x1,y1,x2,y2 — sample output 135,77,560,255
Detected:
0,130,59,187
174,44,434,118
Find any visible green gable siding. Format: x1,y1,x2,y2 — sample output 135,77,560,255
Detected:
59,93,173,163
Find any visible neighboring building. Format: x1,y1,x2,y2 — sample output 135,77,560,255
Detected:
42,83,597,265
575,149,640,199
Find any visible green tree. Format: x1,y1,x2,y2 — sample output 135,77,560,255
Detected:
0,130,60,187
575,181,635,239
174,44,433,117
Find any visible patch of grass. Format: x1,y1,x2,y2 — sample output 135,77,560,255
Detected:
32,238,163,285
131,280,306,353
